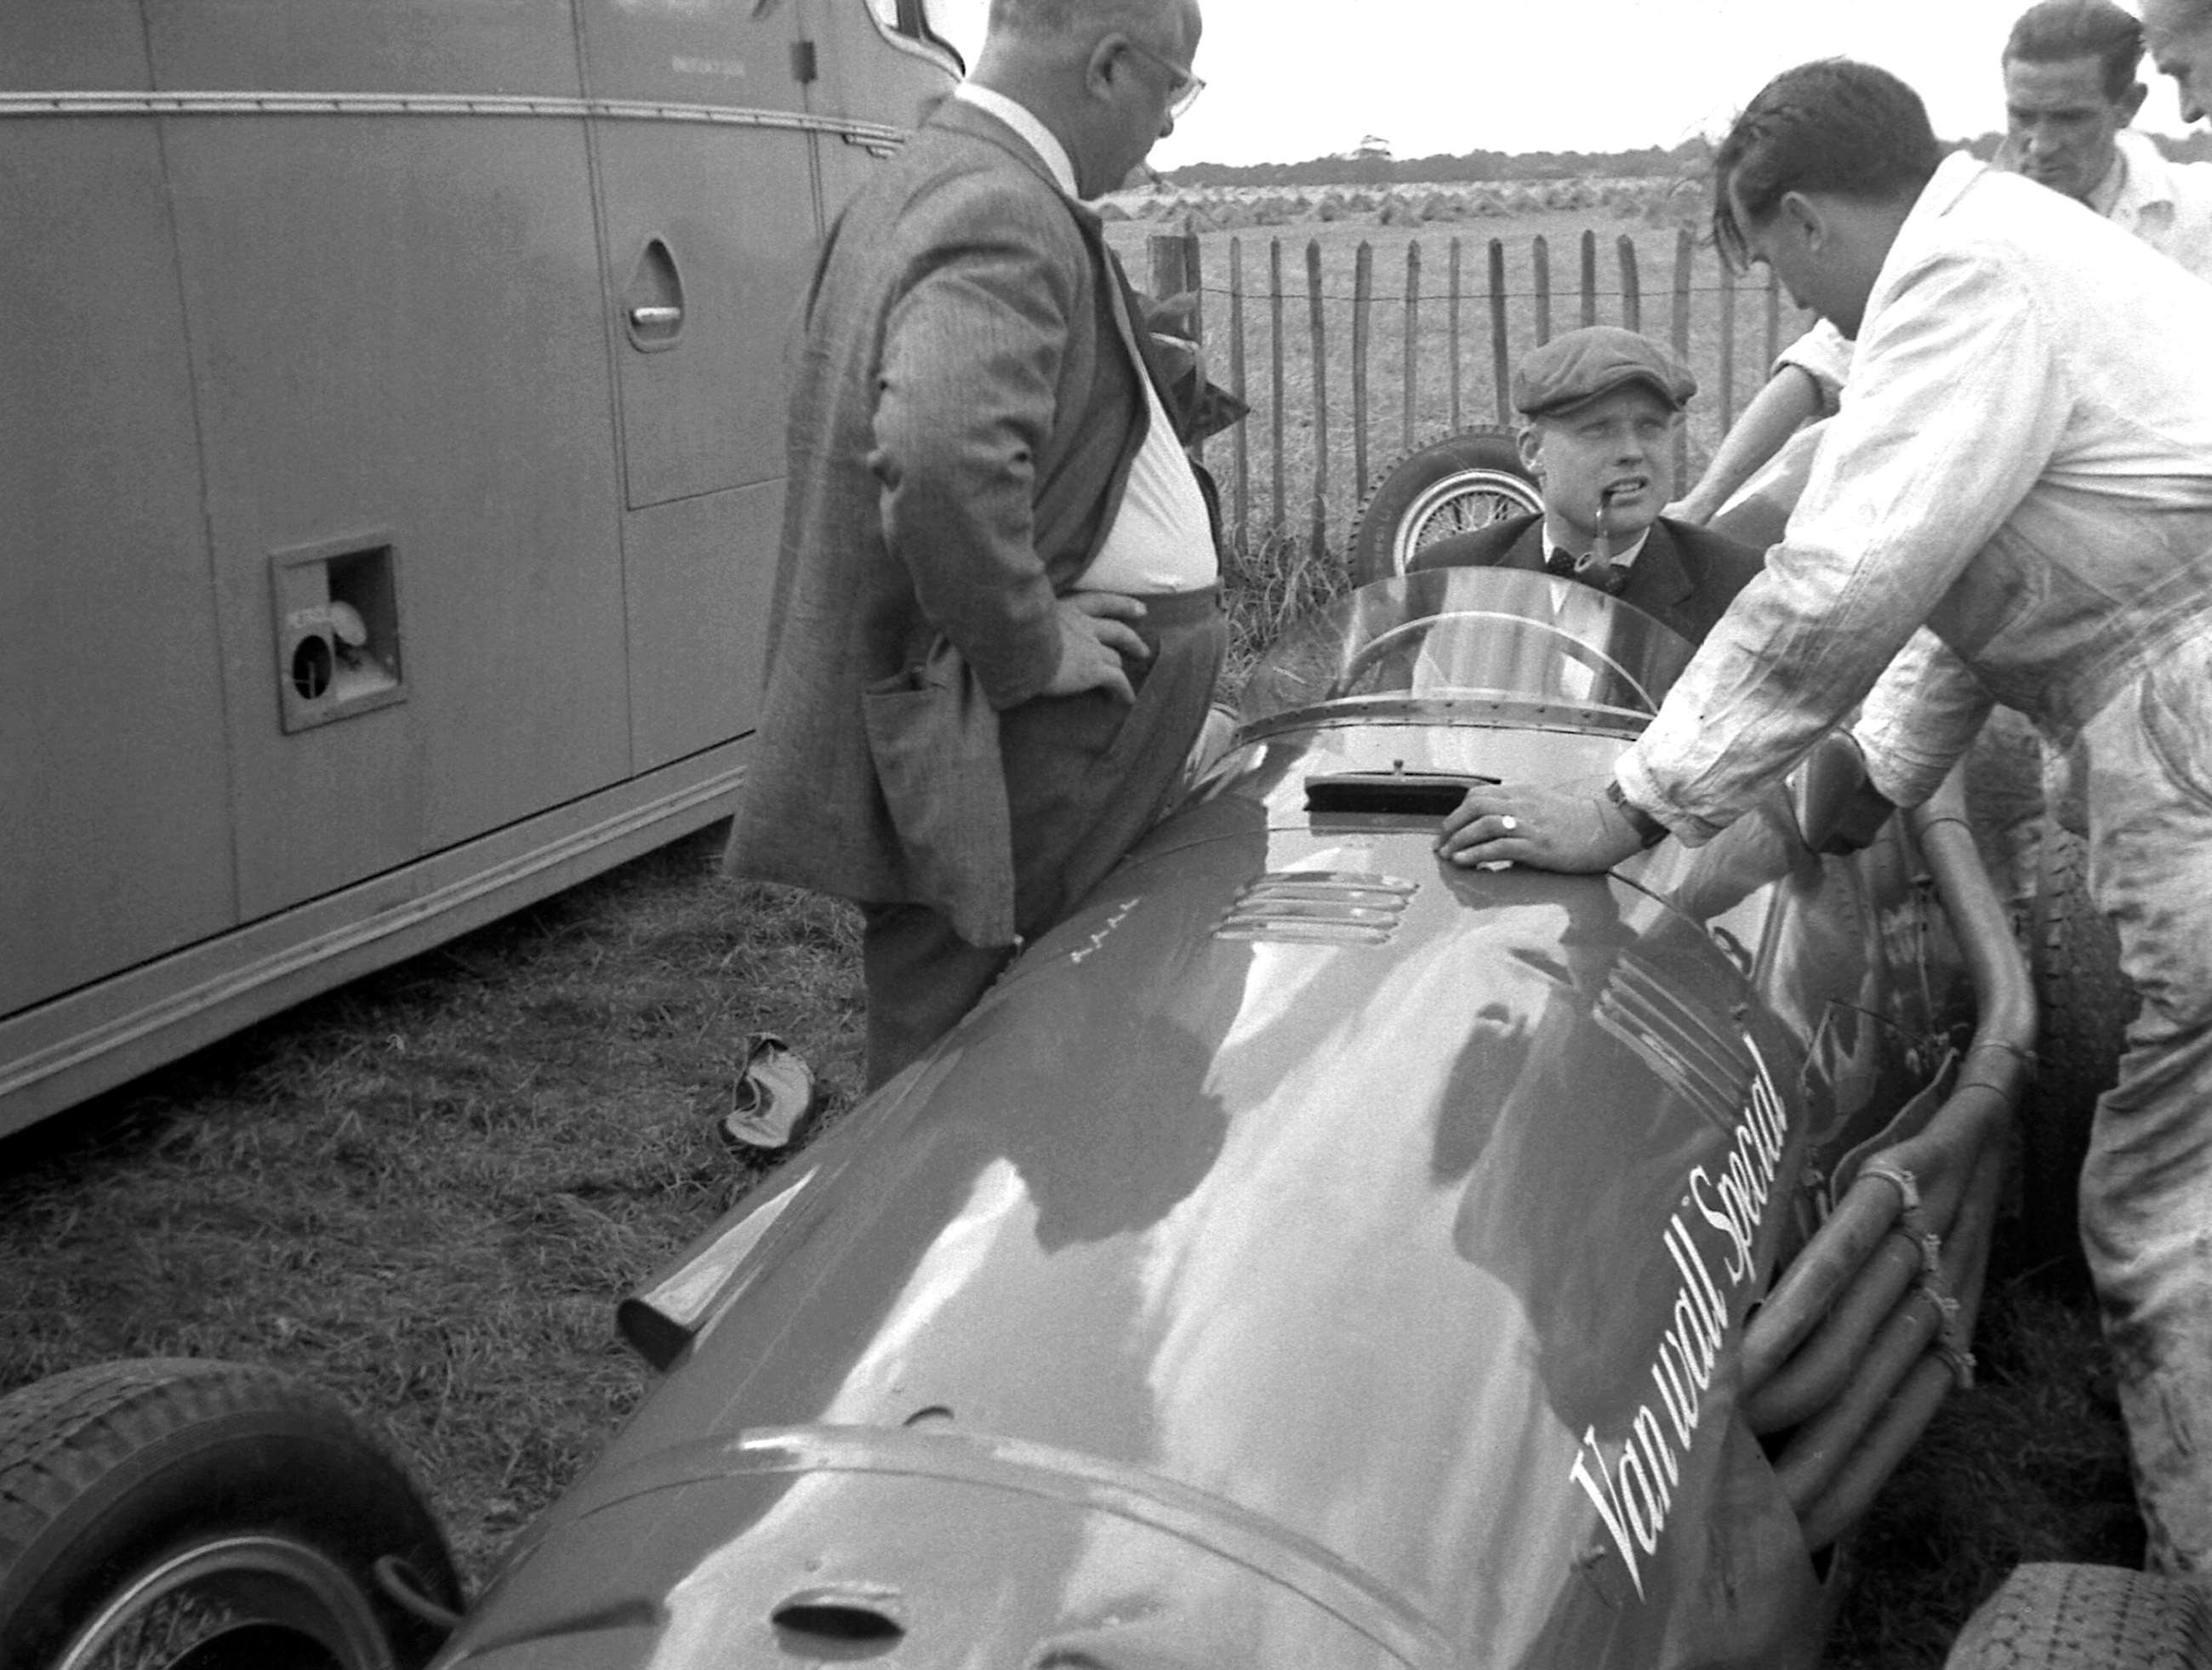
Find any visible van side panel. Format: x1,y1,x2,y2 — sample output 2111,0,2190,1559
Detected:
1,28,240,1016
2,0,958,1127
148,7,631,919
579,0,816,769
141,0,581,94
801,0,959,216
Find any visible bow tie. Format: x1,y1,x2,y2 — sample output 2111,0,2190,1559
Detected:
1547,547,1631,596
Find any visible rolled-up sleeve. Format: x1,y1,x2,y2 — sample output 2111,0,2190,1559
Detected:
1617,244,2070,841
1852,630,1997,808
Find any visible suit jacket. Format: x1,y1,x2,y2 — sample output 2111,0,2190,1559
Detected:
726,100,1186,947
1406,512,1764,646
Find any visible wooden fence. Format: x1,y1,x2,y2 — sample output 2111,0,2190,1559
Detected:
1123,225,1813,565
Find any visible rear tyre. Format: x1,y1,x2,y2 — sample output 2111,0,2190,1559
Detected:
2016,824,2134,1287
1347,427,1540,584
0,1359,461,1670
1943,1562,2212,1668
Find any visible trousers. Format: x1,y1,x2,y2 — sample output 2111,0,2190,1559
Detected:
859,586,1225,1089
2076,630,2212,1574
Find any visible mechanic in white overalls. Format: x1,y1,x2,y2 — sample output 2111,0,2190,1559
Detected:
1439,59,2212,1575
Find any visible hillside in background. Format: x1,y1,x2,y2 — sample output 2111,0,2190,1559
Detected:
1161,125,2212,189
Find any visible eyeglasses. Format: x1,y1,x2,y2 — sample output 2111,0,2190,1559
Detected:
1120,37,1205,120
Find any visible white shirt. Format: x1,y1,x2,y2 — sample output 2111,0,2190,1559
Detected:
950,84,1216,596
2105,128,2212,286
1767,131,2212,408
1620,154,2212,837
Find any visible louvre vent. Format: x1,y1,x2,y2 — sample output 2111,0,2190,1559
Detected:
1214,871,1417,944
1593,952,1753,1126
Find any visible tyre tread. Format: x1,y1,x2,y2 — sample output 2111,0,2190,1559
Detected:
1945,1562,2212,1668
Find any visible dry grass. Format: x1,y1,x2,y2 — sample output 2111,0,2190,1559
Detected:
0,838,862,1580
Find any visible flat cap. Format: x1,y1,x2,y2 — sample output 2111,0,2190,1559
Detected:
1513,325,1696,418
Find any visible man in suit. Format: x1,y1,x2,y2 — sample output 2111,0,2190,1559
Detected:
725,0,1224,1091
1408,327,1763,647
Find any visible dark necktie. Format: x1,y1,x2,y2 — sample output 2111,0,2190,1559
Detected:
1547,547,1630,596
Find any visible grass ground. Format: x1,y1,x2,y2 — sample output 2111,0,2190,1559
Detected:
0,846,864,1580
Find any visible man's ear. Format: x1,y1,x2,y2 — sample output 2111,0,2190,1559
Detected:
1083,33,1126,102
1516,424,1547,482
1777,190,1823,248
2121,79,2150,122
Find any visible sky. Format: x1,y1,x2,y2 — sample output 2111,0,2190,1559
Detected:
927,0,2199,168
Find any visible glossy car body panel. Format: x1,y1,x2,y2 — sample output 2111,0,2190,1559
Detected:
438,571,1995,1669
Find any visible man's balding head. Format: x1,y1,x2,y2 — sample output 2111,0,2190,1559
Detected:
974,0,1203,198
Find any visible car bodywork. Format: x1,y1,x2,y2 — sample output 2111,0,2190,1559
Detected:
431,569,2029,1669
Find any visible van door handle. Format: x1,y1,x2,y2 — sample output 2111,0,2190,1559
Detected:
623,239,686,351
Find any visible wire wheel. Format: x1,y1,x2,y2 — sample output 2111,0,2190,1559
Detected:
0,1359,460,1670
1348,426,1541,584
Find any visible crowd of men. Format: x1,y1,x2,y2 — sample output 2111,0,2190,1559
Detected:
726,0,2212,1582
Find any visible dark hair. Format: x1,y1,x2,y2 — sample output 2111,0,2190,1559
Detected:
1711,60,1943,271
2004,0,2144,101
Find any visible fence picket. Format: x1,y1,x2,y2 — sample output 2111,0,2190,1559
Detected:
1617,234,1639,334
1268,237,1286,541
1447,237,1463,434
1352,241,1373,508
1532,234,1551,344
1403,240,1420,454
1488,238,1509,425
1579,229,1598,328
1306,238,1328,561
1229,236,1248,546
1718,257,1739,435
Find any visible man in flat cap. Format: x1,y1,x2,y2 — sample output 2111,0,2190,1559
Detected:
1410,325,1763,647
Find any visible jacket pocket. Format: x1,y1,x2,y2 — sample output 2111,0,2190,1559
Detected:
862,640,1016,947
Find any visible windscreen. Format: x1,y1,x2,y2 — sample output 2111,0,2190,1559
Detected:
1240,568,1696,728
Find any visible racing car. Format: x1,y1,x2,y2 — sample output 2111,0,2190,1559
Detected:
0,567,2029,1669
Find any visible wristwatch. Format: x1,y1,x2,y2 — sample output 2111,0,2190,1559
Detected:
1604,778,1669,849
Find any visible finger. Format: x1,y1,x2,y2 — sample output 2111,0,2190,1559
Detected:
1092,663,1137,704
1088,618,1153,661
1437,812,1520,861
1066,591,1149,622
1440,789,1509,837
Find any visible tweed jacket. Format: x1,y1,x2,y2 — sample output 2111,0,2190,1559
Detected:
727,100,1176,946
1407,511,1765,647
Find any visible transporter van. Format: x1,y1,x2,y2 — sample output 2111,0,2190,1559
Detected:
1,0,974,1136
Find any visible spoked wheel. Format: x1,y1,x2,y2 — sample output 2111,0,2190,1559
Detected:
1348,426,1541,584
0,1359,462,1670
